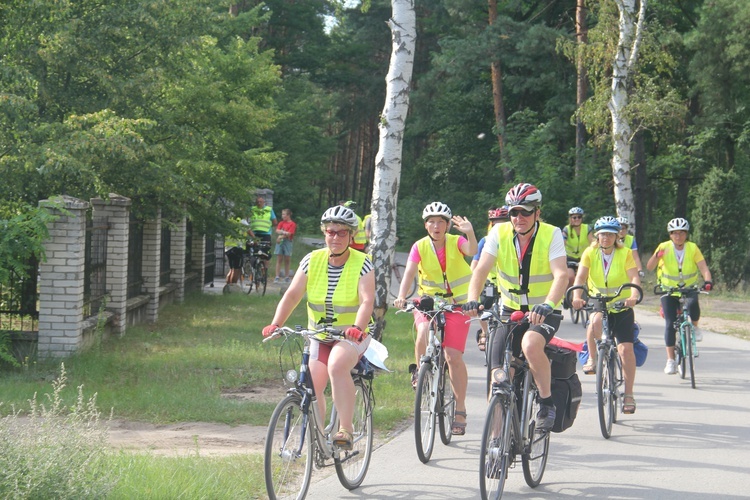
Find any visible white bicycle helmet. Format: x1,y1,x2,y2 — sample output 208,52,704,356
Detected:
422,202,452,221
321,206,358,229
616,216,630,227
568,207,584,215
505,183,542,208
667,217,690,232
594,216,621,234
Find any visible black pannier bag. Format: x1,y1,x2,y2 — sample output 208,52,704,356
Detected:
550,373,582,433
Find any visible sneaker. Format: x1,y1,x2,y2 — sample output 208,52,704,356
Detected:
285,277,291,283
536,404,556,432
664,359,677,375
693,327,704,342
273,277,280,283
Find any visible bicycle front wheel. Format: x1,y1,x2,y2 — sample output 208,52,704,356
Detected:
253,262,267,295
522,389,550,488
414,362,437,463
335,378,374,490
264,393,313,500
596,347,615,439
685,326,696,389
438,362,455,445
479,393,511,500
569,306,579,324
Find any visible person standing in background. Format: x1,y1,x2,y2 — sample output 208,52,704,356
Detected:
247,196,278,245
274,208,297,283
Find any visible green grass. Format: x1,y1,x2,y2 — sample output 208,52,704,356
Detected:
0,240,419,498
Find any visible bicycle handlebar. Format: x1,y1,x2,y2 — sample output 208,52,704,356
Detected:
394,294,462,315
653,284,709,297
262,324,345,343
566,283,643,308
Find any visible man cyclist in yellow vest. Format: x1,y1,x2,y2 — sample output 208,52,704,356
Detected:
571,216,642,413
340,200,367,252
247,196,278,245
470,207,509,352
262,205,375,450
616,216,645,278
562,207,593,308
393,202,477,436
465,183,568,431
646,218,712,375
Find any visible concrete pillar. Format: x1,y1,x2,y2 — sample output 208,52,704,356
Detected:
191,232,206,291
37,195,89,358
170,214,187,302
142,209,161,323
91,194,131,335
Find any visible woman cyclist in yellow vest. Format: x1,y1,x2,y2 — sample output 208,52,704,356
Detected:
470,207,509,351
262,206,375,450
646,218,712,375
562,207,594,306
393,202,477,436
465,183,568,431
571,216,642,413
615,216,645,277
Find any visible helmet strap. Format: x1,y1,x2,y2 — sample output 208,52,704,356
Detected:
329,247,349,258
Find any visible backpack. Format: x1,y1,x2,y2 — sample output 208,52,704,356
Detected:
550,373,582,433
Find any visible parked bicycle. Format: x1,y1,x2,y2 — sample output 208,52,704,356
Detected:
396,294,458,463
566,283,643,439
479,310,560,499
388,261,417,300
262,324,375,499
243,239,271,295
655,284,706,389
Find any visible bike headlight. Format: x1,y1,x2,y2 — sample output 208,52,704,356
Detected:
492,370,508,384
285,369,298,384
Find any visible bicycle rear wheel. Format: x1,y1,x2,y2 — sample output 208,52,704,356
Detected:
685,326,696,389
388,264,417,299
438,362,455,445
522,389,550,488
676,328,686,379
596,347,615,439
243,259,254,293
264,393,312,500
479,393,511,500
335,379,374,490
414,362,437,463
254,261,267,295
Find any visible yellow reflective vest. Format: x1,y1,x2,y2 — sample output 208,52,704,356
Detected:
565,224,589,259
584,246,633,311
416,234,472,304
353,214,367,246
657,241,701,289
250,206,273,234
306,248,367,332
494,222,559,309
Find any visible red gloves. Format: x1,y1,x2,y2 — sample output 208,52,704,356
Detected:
262,324,280,337
703,281,713,292
346,326,366,342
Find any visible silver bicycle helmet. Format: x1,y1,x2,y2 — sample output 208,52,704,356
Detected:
568,207,584,215
594,216,621,234
321,206,358,229
422,202,452,221
616,216,630,227
667,217,690,232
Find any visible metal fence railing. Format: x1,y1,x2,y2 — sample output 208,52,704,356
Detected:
204,236,216,285
127,218,144,299
0,256,39,332
160,226,171,286
83,218,109,317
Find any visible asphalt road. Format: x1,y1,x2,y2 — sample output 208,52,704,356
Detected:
306,307,750,499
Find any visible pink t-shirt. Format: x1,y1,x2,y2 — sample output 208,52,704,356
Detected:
408,236,469,270
277,220,297,241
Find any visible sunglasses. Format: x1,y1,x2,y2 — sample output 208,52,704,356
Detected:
324,229,351,238
569,215,582,220
509,208,535,218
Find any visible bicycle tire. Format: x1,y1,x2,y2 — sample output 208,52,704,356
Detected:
522,387,550,488
580,308,590,329
335,378,374,490
612,353,622,424
438,362,455,445
388,264,417,299
414,362,437,463
677,326,686,380
479,393,511,500
686,326,696,389
596,347,614,439
264,393,313,500
254,261,267,295
569,306,579,324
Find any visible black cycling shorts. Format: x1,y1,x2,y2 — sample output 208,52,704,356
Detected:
225,246,244,269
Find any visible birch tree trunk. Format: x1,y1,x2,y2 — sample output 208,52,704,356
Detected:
608,0,646,229
575,0,588,177
370,0,416,339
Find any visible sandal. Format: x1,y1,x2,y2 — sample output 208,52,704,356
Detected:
452,410,467,436
582,360,596,375
623,395,636,414
477,332,487,352
332,428,353,450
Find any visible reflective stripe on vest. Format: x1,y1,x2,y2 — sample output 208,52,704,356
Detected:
250,207,273,233
353,214,367,245
565,224,589,259
658,241,699,288
416,234,472,304
586,246,632,311
495,222,558,309
306,248,366,330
